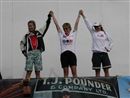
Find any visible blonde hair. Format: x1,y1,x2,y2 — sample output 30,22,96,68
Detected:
62,23,72,31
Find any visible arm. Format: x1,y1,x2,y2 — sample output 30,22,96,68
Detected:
73,10,81,32
80,10,93,33
39,11,52,37
50,11,62,33
20,35,27,57
104,31,113,52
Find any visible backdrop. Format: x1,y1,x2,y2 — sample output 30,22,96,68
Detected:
0,0,129,78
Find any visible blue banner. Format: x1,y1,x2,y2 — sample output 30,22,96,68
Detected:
118,76,130,98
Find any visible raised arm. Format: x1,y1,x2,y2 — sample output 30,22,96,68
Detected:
73,10,81,32
80,9,93,33
50,11,62,33
39,11,52,37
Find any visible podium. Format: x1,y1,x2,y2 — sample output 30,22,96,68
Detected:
0,76,130,98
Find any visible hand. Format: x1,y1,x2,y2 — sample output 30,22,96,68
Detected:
105,47,110,52
48,11,53,18
79,9,83,16
48,13,51,18
49,10,54,17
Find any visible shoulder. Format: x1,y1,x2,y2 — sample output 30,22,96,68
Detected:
35,30,42,36
73,31,77,33
25,33,29,37
58,31,63,35
72,31,77,35
36,30,41,34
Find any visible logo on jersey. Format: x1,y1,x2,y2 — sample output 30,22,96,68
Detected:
62,39,73,45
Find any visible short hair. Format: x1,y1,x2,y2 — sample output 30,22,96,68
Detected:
62,23,71,31
28,20,36,27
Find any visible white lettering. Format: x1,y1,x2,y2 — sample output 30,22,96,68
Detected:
65,78,72,84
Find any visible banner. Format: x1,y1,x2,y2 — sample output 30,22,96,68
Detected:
33,77,119,98
118,76,130,98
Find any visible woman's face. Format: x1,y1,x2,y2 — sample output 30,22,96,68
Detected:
28,22,36,32
63,27,71,36
94,26,101,32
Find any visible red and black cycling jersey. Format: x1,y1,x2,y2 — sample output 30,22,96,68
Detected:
27,31,45,52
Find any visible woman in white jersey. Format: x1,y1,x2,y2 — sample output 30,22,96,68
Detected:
80,10,113,77
50,11,81,77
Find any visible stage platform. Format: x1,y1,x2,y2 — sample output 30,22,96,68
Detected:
0,76,130,98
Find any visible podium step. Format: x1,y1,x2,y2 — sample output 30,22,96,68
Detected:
0,76,130,98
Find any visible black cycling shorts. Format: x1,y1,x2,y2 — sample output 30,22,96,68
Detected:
60,51,77,68
92,52,111,70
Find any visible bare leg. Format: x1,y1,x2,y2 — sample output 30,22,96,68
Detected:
25,71,32,80
63,67,69,78
95,69,100,77
35,71,41,79
103,68,110,77
23,71,32,96
70,65,77,77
